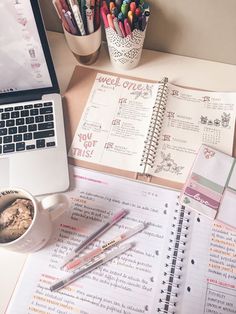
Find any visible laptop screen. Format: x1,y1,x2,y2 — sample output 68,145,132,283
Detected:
0,0,59,102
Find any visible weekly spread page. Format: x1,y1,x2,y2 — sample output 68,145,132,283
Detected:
149,84,236,183
68,72,159,172
67,69,236,188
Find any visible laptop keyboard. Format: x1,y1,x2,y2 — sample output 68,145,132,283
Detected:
0,101,56,155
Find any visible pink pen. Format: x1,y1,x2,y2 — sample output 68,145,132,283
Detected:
101,7,109,28
61,209,129,268
118,20,126,37
65,223,146,271
124,18,131,36
107,13,115,30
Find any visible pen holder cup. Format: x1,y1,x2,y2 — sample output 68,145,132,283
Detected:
63,26,102,65
105,27,147,70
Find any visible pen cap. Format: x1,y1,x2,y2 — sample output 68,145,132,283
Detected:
63,25,102,65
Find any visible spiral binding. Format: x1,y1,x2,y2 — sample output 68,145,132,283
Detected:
157,205,192,314
139,77,168,175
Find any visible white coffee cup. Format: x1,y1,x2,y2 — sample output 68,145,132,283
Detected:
0,188,70,253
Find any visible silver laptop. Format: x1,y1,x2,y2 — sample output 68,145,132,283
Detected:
0,0,69,195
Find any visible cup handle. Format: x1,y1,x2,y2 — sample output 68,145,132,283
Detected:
40,194,70,221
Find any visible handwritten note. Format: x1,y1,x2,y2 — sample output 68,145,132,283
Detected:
7,166,180,314
174,215,236,314
151,84,236,183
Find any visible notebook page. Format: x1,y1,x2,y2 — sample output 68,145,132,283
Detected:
178,215,236,313
68,73,159,172
150,84,236,184
7,166,179,314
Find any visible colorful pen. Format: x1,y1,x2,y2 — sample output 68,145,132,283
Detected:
118,20,126,37
127,10,133,26
53,0,71,32
61,209,129,268
51,242,135,292
94,0,101,30
101,6,109,28
65,223,146,270
102,0,109,14
130,1,136,13
63,10,78,34
121,2,129,17
109,1,116,12
86,7,94,33
59,0,69,11
124,18,131,35
72,3,86,35
107,13,115,30
113,17,123,37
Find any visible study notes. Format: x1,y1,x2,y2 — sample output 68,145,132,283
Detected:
66,66,236,189
6,166,236,313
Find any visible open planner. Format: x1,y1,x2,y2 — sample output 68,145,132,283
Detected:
6,166,236,313
65,66,236,190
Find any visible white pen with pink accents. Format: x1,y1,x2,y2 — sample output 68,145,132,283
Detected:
65,222,146,271
61,209,129,268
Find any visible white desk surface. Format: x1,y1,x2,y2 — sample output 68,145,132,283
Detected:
1,31,236,314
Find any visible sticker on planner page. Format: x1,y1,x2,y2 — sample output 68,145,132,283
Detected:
203,147,215,159
183,172,224,210
181,171,225,219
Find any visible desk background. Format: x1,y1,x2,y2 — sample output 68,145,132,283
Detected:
40,0,236,65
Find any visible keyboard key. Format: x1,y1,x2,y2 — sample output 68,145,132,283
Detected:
14,134,23,142
0,128,7,136
46,141,56,147
1,112,10,119
6,120,15,127
34,103,43,108
15,106,23,110
44,102,52,107
24,104,33,109
0,137,2,144
0,121,5,127
26,144,35,150
45,114,54,121
38,122,54,130
28,124,37,132
3,143,15,153
8,127,17,134
36,139,45,148
0,108,3,112
16,118,24,125
30,109,39,116
11,111,19,118
16,142,25,151
0,145,2,154
21,110,29,117
26,117,34,124
18,126,27,133
33,130,55,139
35,116,44,123
3,136,12,143
4,107,13,112
23,133,32,141
40,107,53,114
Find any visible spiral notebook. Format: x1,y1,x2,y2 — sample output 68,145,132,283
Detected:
64,66,236,190
6,166,236,313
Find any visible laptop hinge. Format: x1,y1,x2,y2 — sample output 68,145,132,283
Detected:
0,93,43,106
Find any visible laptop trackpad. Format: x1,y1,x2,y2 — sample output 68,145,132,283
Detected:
0,158,10,186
